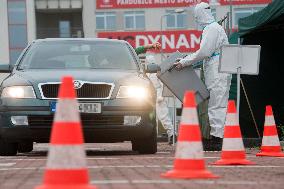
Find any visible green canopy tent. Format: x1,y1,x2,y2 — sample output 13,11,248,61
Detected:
231,0,284,138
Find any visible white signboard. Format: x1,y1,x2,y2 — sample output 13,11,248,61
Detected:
219,45,261,75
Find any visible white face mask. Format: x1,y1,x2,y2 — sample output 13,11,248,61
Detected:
194,2,215,27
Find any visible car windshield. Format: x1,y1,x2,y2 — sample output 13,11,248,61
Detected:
18,41,138,70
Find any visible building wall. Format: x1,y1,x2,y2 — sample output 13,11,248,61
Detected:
82,0,96,37
0,0,272,64
27,0,36,43
93,2,270,39
0,0,10,64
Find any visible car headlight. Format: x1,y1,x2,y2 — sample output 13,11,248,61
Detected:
117,86,149,99
1,86,36,98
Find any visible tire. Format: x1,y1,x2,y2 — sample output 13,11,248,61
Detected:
0,140,18,156
18,142,33,153
131,141,139,151
137,126,157,154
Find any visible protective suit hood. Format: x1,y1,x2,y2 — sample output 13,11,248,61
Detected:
194,2,215,27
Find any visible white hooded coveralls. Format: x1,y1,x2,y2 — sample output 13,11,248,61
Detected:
179,2,232,138
146,55,174,137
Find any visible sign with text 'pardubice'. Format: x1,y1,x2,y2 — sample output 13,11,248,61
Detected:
97,30,202,53
96,0,208,9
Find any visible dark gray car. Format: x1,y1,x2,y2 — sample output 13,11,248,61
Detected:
0,39,159,156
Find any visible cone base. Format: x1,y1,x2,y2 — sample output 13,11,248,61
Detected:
211,159,255,165
256,152,284,157
161,169,219,179
35,184,98,189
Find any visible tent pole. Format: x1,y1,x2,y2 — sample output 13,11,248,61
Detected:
240,79,261,138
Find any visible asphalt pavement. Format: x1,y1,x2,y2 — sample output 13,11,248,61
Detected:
0,142,283,189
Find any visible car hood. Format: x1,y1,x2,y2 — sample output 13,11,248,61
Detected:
3,69,148,87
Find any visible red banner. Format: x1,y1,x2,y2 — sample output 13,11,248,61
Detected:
97,0,208,9
97,30,202,53
219,0,272,5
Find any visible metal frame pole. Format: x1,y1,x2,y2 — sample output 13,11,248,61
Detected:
172,96,176,146
160,14,169,63
230,0,233,35
237,67,241,119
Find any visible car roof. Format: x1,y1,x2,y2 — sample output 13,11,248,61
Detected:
33,38,128,44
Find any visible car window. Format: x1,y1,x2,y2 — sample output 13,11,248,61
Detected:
18,41,138,70
50,55,90,68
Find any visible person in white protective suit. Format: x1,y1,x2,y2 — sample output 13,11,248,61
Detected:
174,2,232,151
145,55,176,145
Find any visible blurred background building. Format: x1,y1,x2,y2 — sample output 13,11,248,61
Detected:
0,0,272,65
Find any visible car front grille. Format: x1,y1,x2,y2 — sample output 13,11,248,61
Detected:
28,115,124,127
40,83,113,99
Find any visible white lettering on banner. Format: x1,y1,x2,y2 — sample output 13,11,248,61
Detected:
135,34,199,50
176,34,190,49
162,35,175,49
136,35,149,47
154,0,176,4
177,0,198,3
117,0,153,5
148,35,160,46
98,31,202,53
116,0,201,6
190,34,200,49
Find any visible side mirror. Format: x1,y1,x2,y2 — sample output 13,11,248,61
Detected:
145,63,161,73
0,64,13,73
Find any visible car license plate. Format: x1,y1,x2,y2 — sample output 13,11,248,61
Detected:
78,103,101,113
50,102,101,113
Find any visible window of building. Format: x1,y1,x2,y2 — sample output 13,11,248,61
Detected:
124,11,145,30
166,10,187,29
234,7,264,27
7,0,28,65
96,12,116,30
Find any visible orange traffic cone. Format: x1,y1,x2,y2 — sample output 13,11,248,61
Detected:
256,105,284,157
212,100,255,165
161,91,218,179
35,76,97,189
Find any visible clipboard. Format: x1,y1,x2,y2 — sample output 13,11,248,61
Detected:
157,51,209,104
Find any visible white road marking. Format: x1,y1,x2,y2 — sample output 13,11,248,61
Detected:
91,180,129,184
0,167,42,171
157,152,171,154
86,148,103,150
0,157,121,161
90,179,280,185
1,164,284,171
0,163,16,167
132,180,172,184
209,165,284,168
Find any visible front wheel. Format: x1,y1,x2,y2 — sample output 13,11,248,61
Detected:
0,140,18,156
136,126,157,154
18,142,33,153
